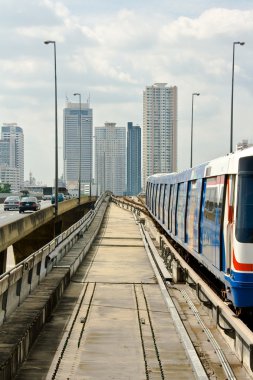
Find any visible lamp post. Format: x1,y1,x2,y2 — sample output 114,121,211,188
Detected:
73,93,82,204
89,121,92,199
230,41,245,153
44,40,58,216
190,92,200,168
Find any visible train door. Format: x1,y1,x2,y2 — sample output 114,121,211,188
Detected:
164,184,170,229
200,176,225,269
155,184,159,217
146,182,149,208
225,174,235,273
172,184,178,236
176,182,187,241
161,184,166,225
186,179,202,252
147,183,149,209
152,184,156,214
157,184,161,219
150,184,154,213
168,184,173,231
159,184,164,222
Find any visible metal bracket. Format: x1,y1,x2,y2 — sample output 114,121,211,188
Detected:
196,283,212,309
216,305,235,339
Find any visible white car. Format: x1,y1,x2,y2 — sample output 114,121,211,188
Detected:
4,196,20,211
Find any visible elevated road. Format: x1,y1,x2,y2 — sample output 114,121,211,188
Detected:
0,197,96,272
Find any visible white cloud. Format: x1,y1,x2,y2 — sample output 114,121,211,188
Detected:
0,1,253,184
161,8,253,41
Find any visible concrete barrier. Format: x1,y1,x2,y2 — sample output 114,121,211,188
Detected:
0,192,110,327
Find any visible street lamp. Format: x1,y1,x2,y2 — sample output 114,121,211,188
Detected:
190,92,200,168
73,93,82,204
44,40,58,216
230,41,245,153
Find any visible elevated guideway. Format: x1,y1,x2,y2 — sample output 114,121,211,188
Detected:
0,193,110,379
15,202,203,380
0,196,250,379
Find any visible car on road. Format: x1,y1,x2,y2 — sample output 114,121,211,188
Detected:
4,196,20,211
51,193,65,204
19,197,41,213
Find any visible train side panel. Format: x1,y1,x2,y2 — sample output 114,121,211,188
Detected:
146,149,253,308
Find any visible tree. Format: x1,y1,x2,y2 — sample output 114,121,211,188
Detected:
0,183,11,193
20,189,29,196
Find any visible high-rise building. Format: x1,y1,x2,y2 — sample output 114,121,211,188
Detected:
127,122,141,195
143,83,177,188
95,122,126,196
0,123,24,191
63,101,93,193
236,139,253,151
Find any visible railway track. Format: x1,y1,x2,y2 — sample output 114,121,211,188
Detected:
134,283,165,379
114,196,253,378
16,201,252,379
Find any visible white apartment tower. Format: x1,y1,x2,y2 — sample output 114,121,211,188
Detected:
0,123,24,191
143,83,177,188
63,101,93,193
95,122,126,196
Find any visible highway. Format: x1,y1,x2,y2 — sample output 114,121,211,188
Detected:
0,200,51,227
0,200,52,271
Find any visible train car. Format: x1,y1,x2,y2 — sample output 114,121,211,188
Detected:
146,147,253,309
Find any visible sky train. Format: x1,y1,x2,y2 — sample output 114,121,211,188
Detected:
146,147,253,309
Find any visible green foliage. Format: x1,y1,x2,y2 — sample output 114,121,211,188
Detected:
0,183,11,193
20,189,29,196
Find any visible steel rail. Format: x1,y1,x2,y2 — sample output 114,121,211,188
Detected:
139,221,209,380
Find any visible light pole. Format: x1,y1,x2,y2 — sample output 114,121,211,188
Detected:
89,121,92,199
73,93,82,204
230,41,245,153
44,40,58,216
190,92,200,168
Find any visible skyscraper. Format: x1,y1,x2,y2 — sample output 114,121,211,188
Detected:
127,122,141,195
143,83,177,188
95,122,126,196
0,123,24,191
63,101,93,193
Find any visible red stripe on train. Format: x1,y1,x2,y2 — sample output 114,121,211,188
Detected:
233,250,253,271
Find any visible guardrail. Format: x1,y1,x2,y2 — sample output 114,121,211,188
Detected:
0,192,110,325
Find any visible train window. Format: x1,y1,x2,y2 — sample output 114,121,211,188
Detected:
236,173,253,243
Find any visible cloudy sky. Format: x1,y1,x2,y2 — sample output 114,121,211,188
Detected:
1,0,253,186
